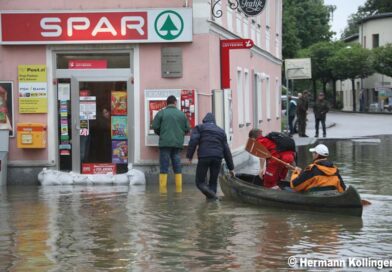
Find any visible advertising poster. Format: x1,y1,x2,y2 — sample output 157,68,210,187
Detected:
82,163,117,174
18,65,48,113
112,140,128,164
80,96,96,120
111,91,127,115
148,100,167,133
180,89,196,128
111,116,128,140
0,81,15,136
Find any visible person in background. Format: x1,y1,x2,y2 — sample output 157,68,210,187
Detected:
313,92,330,138
296,90,309,137
255,131,296,189
249,128,266,177
153,95,190,193
288,95,297,136
187,113,234,200
290,144,346,192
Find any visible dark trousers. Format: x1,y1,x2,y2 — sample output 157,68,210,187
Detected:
288,115,295,134
315,116,326,136
159,147,182,174
195,157,222,199
297,114,307,136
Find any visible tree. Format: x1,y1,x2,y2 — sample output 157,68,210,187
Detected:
373,44,392,77
283,0,334,59
329,44,374,111
358,0,392,15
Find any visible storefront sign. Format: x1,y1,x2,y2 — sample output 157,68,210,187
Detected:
0,9,192,44
69,60,107,69
82,163,117,174
212,0,267,18
18,65,48,113
220,39,254,89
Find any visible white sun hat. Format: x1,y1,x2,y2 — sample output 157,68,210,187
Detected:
309,144,329,156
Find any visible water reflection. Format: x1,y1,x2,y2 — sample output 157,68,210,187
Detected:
0,137,392,270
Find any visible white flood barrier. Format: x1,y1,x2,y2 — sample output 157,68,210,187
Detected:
38,164,146,186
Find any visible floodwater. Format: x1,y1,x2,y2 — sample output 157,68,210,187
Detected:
1,137,392,271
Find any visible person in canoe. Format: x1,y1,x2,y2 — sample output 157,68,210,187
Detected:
249,129,296,189
290,144,346,192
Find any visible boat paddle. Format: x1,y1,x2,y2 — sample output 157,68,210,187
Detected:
245,138,296,171
245,138,371,206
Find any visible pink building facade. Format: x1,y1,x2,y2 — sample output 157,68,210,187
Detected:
0,0,282,184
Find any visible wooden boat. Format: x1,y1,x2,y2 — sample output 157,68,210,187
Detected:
219,173,363,217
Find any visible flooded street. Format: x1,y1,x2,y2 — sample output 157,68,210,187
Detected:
1,137,392,271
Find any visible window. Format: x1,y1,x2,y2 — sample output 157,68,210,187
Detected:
363,36,367,48
243,17,249,38
236,12,242,37
372,34,379,48
256,74,263,123
275,0,281,35
227,6,233,32
275,78,281,118
237,68,244,126
256,29,261,48
244,70,250,125
275,36,280,58
265,0,270,27
265,29,270,52
266,76,271,119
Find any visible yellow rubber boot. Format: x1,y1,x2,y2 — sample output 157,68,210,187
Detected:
175,173,182,193
159,174,168,193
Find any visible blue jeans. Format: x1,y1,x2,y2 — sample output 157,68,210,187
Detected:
159,147,182,174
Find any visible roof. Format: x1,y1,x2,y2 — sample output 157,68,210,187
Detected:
359,12,392,24
342,34,359,43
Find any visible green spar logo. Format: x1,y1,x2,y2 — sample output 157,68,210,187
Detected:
154,10,184,40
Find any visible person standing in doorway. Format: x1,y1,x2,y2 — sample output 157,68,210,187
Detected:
187,113,234,200
153,95,190,193
288,95,297,136
313,92,330,138
296,91,309,137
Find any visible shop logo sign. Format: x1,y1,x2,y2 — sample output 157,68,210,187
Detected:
154,10,184,40
239,0,267,16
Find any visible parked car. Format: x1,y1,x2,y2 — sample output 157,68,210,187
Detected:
281,95,298,134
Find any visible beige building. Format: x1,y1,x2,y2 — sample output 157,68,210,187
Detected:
337,13,392,112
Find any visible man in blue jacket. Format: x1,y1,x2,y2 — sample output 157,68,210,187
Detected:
186,113,235,200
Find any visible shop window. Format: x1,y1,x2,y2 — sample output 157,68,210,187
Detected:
56,53,130,69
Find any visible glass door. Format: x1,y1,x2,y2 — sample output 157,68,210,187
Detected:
58,78,129,174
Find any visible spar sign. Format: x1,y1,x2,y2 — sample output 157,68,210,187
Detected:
0,9,192,44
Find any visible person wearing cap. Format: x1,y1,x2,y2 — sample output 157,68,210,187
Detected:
290,144,346,192
313,92,330,138
153,95,190,193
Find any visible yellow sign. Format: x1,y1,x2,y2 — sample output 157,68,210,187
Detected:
18,65,47,82
19,98,47,113
18,65,48,113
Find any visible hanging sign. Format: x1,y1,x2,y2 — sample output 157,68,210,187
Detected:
220,39,254,89
212,0,267,18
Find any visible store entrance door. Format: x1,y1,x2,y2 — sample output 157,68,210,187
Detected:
57,77,129,174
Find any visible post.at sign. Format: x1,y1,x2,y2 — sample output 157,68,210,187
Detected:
285,58,312,80
221,39,254,89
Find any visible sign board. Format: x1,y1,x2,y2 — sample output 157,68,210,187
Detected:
161,47,183,78
68,60,107,69
238,0,267,16
221,39,254,89
0,9,192,44
82,163,116,174
18,65,48,113
285,58,312,80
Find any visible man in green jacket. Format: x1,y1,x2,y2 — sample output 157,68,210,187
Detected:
313,92,330,138
152,95,190,193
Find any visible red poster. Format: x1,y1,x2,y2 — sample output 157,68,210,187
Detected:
181,90,196,128
82,163,117,174
149,100,167,132
69,60,107,69
111,91,127,115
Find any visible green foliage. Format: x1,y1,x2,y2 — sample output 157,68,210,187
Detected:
373,44,392,77
328,44,374,80
358,0,392,15
283,0,334,59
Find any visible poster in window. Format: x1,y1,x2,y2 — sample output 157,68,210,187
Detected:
111,116,128,140
111,91,127,115
112,140,128,164
0,81,15,136
148,100,167,134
